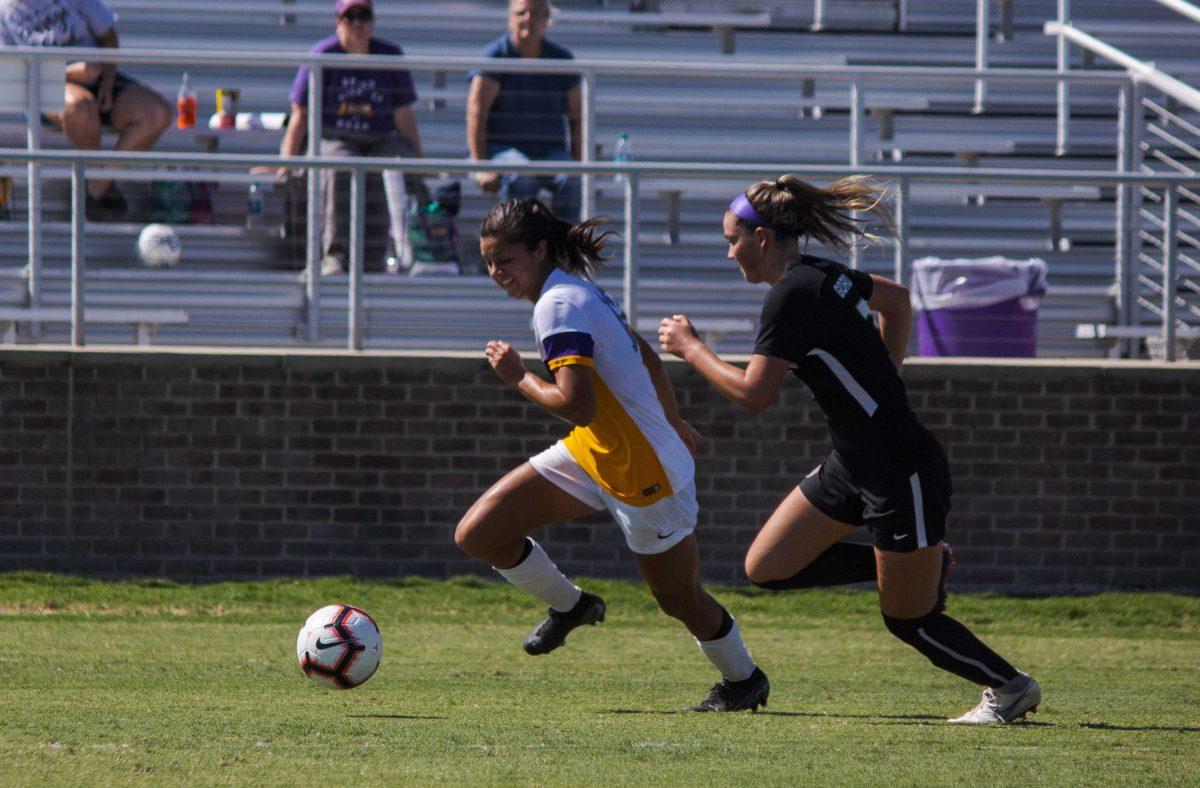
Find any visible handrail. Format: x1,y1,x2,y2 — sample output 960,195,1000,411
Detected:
0,44,1133,84
1044,23,1200,113
1,147,1197,358
1045,5,1200,359
1148,0,1200,24
4,149,1199,187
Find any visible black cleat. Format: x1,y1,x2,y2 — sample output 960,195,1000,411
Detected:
85,185,128,222
684,667,770,712
523,591,606,655
934,543,955,614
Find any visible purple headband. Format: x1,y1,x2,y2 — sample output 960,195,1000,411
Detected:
729,193,771,229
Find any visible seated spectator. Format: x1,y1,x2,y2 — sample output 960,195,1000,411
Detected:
0,0,172,221
467,0,581,221
279,0,425,275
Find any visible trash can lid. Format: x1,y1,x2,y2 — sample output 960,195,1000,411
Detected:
911,256,1047,311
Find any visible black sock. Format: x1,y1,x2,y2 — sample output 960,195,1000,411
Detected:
752,542,876,590
516,536,534,565
883,611,1020,688
703,608,734,642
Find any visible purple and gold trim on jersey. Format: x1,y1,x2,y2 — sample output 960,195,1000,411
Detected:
547,355,594,371
562,373,674,507
541,331,595,371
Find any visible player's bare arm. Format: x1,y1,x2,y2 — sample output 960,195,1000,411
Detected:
485,339,596,426
867,274,912,371
467,75,502,192
658,315,789,413
636,332,700,455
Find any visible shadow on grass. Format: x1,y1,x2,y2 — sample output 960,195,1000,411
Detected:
347,714,446,720
1080,722,1200,733
602,709,942,720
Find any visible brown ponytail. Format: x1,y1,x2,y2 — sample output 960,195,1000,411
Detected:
742,174,896,254
480,197,613,279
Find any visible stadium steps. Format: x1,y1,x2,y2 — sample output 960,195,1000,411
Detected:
6,0,1194,356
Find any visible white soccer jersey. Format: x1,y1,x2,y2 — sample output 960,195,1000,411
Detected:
532,268,694,506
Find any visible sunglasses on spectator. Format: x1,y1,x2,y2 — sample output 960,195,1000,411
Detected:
340,9,373,22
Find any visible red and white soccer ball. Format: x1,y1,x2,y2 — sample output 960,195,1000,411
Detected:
296,604,382,689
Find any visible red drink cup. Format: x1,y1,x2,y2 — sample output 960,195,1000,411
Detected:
177,93,196,128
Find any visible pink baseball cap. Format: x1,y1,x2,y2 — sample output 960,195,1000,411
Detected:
335,0,372,15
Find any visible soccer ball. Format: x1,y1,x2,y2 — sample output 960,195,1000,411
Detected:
296,604,382,689
136,223,182,268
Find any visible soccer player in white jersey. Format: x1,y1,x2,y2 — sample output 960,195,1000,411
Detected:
455,197,769,712
659,174,1041,724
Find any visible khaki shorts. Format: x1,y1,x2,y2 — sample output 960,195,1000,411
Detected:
529,441,697,556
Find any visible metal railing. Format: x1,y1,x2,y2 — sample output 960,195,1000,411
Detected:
2,147,1198,358
1044,8,1200,357
0,46,1135,330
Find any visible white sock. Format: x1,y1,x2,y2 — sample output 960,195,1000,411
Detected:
696,617,757,682
494,538,581,613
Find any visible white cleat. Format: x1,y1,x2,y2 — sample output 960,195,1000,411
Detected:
949,674,1042,724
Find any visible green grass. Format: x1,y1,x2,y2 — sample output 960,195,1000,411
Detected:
1,572,1198,786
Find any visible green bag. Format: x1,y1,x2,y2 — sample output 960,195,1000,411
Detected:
406,199,460,266
152,180,191,224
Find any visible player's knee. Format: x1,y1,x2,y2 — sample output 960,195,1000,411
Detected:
882,610,932,646
63,97,98,124
452,516,488,559
650,588,696,621
143,97,172,134
744,553,789,587
743,553,769,585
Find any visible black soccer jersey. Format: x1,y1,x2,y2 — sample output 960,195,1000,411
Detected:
753,255,938,478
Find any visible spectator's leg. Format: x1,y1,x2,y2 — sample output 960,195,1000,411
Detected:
61,83,107,199
106,80,172,219
365,158,391,272
491,147,539,202
543,147,581,221
319,139,352,264
108,82,171,153
377,136,415,270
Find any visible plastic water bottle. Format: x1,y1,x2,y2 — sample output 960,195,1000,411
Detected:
613,132,632,183
246,181,262,230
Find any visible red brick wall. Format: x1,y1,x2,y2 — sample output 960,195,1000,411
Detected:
2,348,1197,592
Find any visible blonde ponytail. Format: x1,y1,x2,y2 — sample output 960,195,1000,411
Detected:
741,174,895,253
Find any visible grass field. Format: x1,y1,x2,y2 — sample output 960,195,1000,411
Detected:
1,572,1197,786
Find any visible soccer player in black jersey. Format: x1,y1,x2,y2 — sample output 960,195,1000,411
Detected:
658,174,1041,724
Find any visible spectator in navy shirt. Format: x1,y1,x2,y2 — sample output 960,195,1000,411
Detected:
467,0,581,220
278,0,425,274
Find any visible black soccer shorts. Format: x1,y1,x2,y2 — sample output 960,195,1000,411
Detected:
798,449,951,553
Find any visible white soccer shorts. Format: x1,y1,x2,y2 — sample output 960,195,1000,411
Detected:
529,440,697,556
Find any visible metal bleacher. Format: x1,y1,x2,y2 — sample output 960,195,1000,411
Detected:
1,0,1197,357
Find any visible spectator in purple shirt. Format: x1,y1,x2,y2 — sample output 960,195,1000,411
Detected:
278,0,424,274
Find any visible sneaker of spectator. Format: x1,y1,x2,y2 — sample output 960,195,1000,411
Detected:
84,183,128,222
320,248,347,276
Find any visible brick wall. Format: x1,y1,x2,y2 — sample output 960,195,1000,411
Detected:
2,348,1197,592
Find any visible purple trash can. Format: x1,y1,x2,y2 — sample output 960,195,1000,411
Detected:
912,257,1047,358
